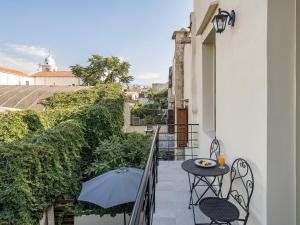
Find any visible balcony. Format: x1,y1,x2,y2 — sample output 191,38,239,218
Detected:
129,124,215,225
152,160,212,225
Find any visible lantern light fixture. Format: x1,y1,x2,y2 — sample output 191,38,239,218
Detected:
212,8,236,33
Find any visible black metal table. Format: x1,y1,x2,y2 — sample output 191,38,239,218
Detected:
181,159,230,225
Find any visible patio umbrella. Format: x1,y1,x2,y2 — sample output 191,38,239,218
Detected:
78,167,143,225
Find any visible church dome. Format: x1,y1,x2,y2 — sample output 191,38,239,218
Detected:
38,55,58,72
45,55,56,66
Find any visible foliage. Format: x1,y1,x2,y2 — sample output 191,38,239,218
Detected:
40,83,124,110
144,115,156,125
130,102,166,125
0,120,87,225
72,133,151,217
0,84,129,224
147,88,168,100
71,55,134,86
0,110,58,143
130,88,168,125
85,133,151,177
0,84,124,143
73,99,125,170
147,89,168,109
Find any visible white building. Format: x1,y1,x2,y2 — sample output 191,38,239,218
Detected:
32,71,82,86
169,0,298,225
0,67,34,85
0,55,82,86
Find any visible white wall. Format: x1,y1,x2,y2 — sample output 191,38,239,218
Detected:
191,0,297,224
0,72,33,85
192,0,268,224
0,73,83,86
20,76,34,85
267,0,296,225
34,77,82,86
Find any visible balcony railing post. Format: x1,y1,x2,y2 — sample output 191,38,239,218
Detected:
129,126,160,225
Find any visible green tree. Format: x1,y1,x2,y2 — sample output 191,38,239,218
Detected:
71,55,133,86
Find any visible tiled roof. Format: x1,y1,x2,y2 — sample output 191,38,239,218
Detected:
0,66,29,77
31,71,75,77
0,66,76,78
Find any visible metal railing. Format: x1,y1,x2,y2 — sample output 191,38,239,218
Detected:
129,123,199,225
128,126,160,225
158,123,199,160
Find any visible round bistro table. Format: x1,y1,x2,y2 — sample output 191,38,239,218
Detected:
182,158,230,225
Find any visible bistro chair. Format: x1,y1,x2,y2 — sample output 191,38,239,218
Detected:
210,137,220,160
199,158,254,225
189,137,222,207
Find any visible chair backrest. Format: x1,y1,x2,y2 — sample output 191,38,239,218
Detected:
209,137,220,160
227,158,254,221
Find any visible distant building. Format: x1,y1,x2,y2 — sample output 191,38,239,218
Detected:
0,67,34,85
126,89,140,101
126,85,151,102
152,82,168,92
0,55,83,86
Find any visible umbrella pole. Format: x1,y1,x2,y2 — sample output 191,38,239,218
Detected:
123,208,126,225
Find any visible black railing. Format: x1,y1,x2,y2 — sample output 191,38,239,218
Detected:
158,123,199,160
129,126,160,225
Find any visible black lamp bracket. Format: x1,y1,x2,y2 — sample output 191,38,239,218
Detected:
219,8,236,27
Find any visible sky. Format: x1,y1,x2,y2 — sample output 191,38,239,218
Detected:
0,0,193,85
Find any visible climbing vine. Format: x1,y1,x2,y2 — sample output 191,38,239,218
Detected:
0,84,134,224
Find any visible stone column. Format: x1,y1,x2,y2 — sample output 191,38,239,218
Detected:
172,28,191,160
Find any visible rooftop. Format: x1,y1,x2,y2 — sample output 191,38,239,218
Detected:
0,66,76,78
0,66,29,77
31,71,75,77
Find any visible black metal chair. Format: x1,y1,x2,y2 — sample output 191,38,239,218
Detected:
199,158,254,225
189,137,222,208
210,137,220,160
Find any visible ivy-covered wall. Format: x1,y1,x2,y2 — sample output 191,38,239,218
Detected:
0,83,124,143
0,84,151,225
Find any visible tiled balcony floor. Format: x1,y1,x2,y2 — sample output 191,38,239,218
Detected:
152,161,212,225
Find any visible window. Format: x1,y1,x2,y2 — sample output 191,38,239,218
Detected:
25,81,29,86
202,29,216,132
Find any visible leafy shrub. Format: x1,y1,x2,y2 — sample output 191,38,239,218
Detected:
40,83,124,110
130,102,166,125
0,120,86,225
74,99,124,149
0,84,124,143
0,83,151,225
71,99,125,172
130,88,168,125
73,132,151,217
0,109,80,143
0,110,51,142
85,133,151,177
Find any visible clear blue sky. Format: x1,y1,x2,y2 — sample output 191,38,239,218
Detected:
0,0,193,85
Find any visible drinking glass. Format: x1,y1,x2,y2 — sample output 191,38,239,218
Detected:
218,155,225,169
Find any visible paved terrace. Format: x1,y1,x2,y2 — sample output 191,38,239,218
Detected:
153,161,212,225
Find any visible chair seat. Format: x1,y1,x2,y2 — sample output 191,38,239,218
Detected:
199,197,240,222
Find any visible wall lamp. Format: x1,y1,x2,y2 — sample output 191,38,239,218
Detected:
212,8,235,33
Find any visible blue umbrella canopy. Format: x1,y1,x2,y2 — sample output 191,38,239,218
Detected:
78,167,143,209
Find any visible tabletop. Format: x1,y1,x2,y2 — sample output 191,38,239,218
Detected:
181,158,230,177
